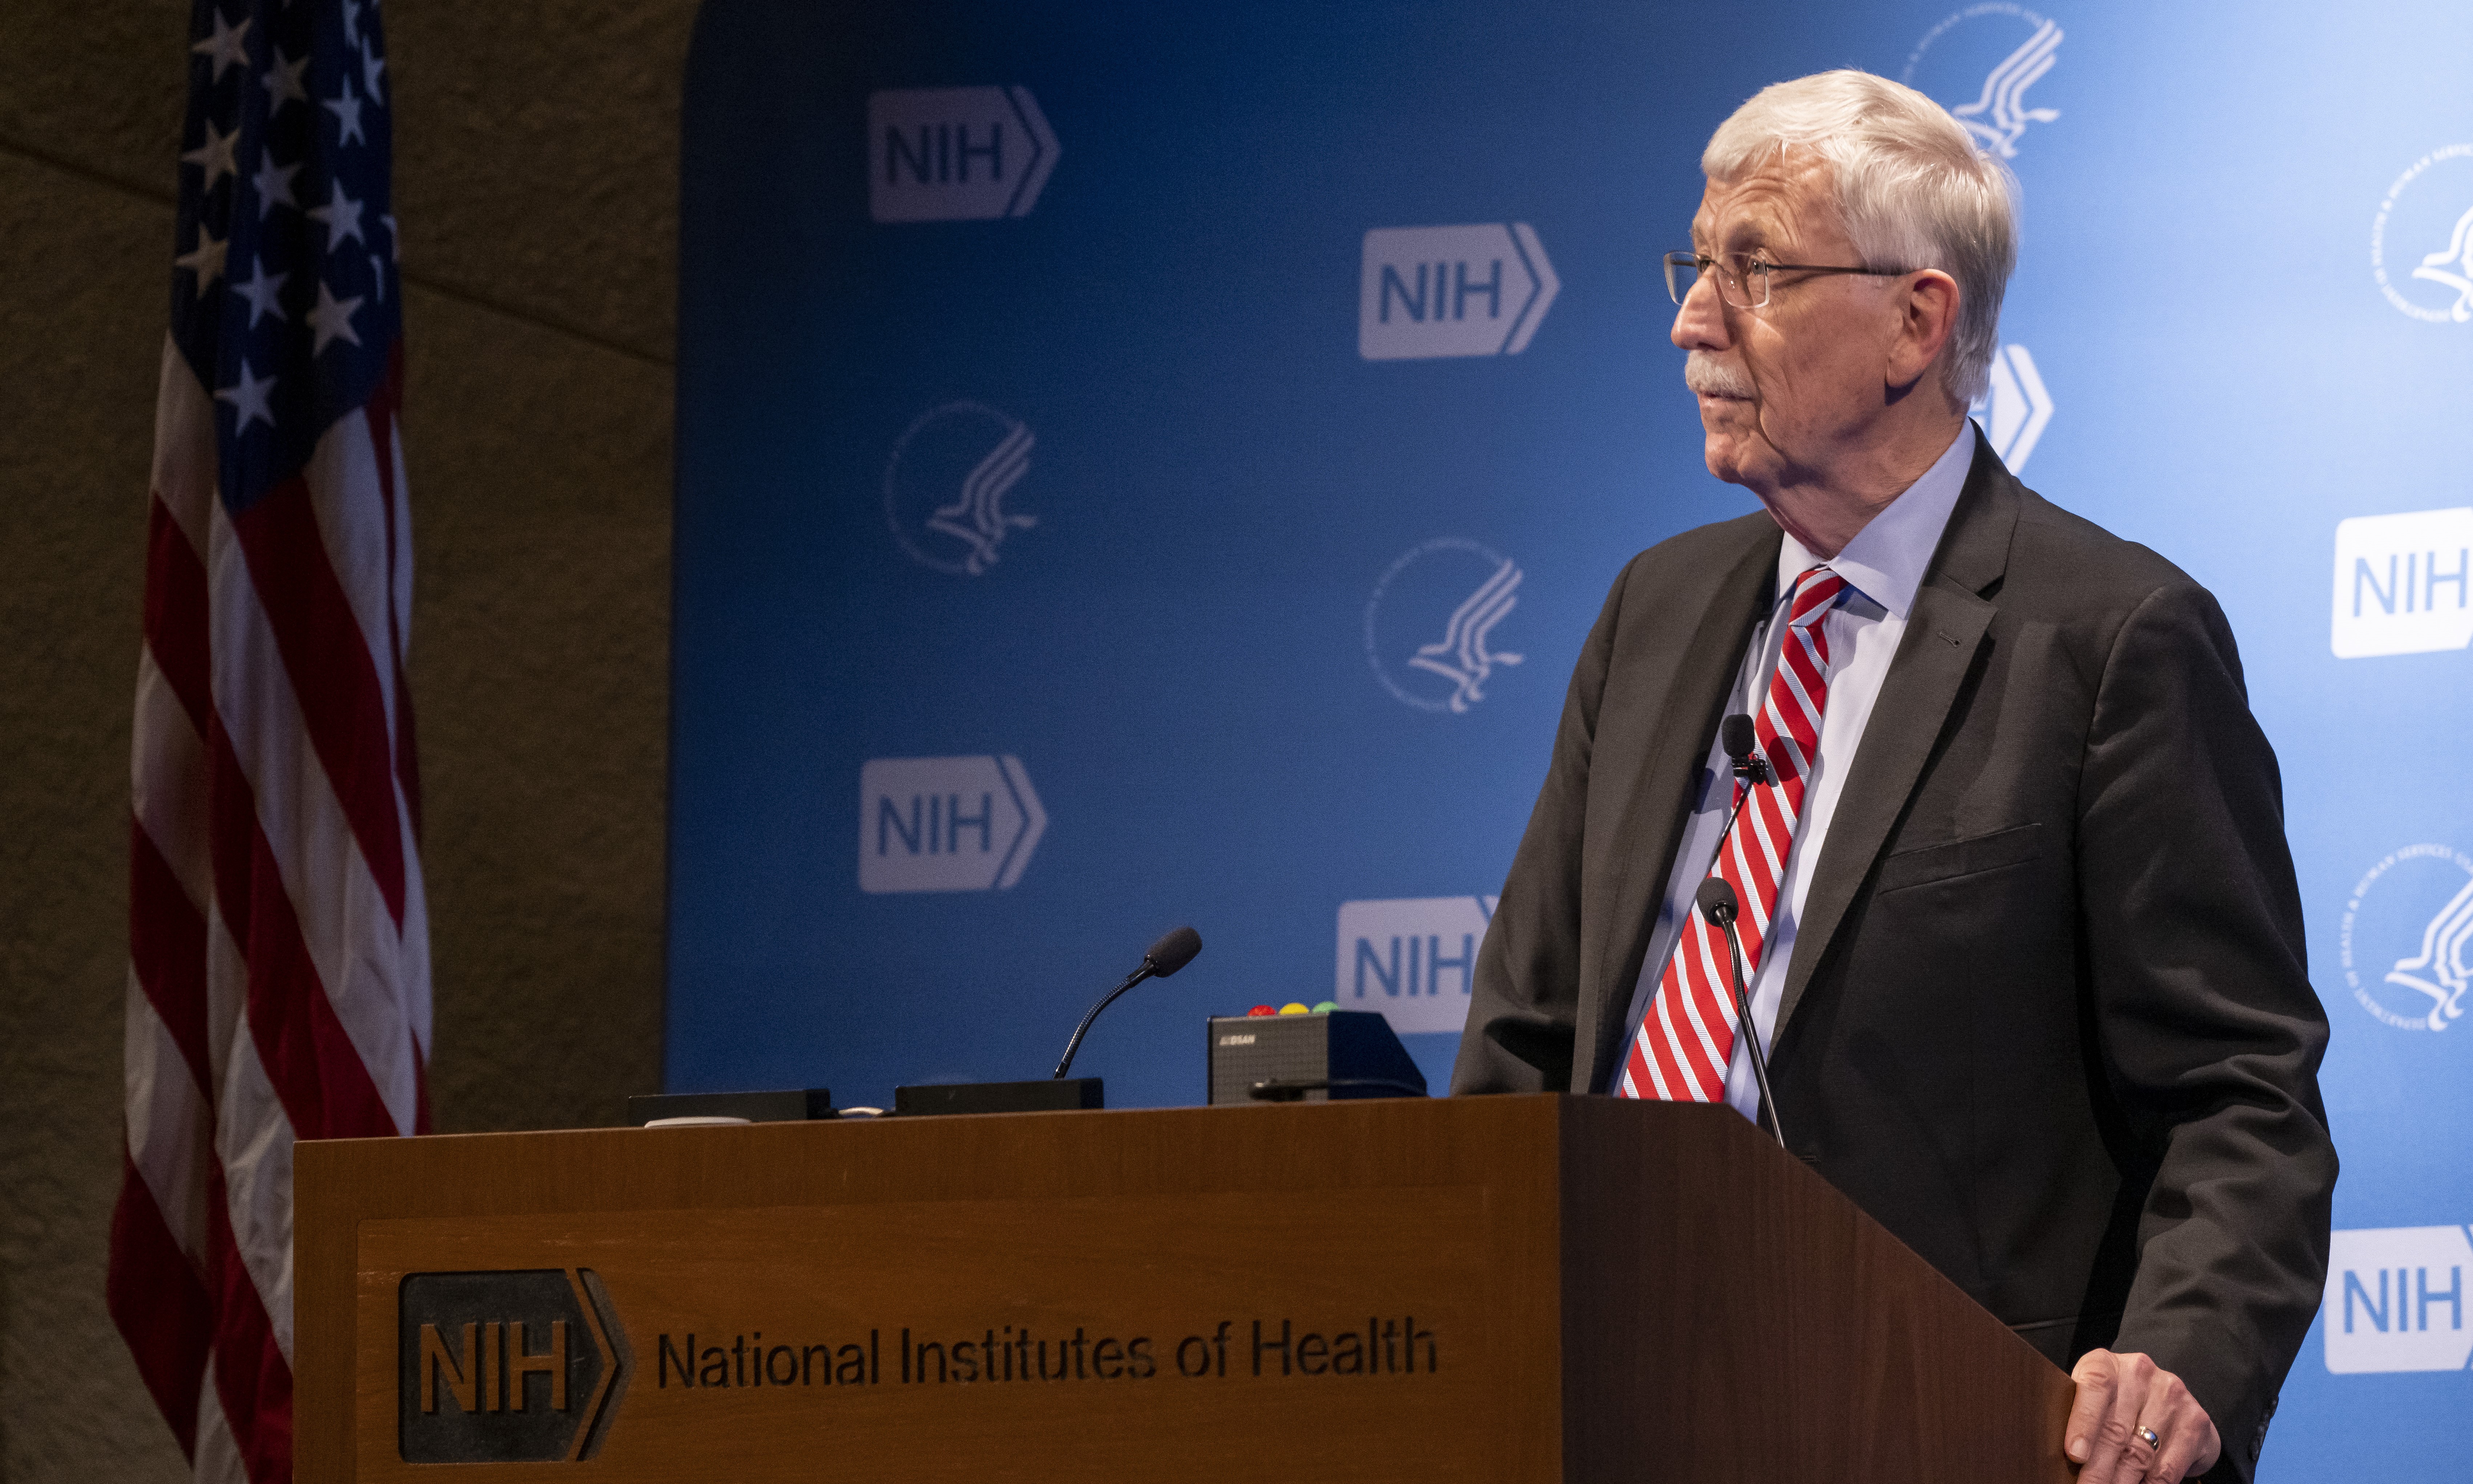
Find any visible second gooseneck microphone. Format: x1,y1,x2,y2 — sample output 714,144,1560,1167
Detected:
1697,878,1786,1150
1052,926,1204,1079
1703,712,1784,1149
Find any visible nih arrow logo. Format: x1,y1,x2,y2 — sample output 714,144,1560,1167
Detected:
1970,342,2053,472
860,756,1046,894
868,87,1060,222
1359,224,1560,360
2325,1225,2473,1374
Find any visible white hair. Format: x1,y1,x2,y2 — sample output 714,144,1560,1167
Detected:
1703,69,2018,404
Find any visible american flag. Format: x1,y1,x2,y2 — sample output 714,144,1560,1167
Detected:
109,0,429,1479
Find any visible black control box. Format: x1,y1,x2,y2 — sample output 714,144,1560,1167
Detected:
1206,1011,1427,1105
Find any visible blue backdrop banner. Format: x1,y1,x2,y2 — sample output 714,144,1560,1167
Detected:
669,3,2473,1473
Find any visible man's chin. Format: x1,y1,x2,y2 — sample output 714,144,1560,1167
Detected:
1701,428,1755,487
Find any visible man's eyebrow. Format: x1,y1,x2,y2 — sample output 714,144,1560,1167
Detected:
1719,219,1778,251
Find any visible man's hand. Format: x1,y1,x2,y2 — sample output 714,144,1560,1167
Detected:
2065,1348,2221,1483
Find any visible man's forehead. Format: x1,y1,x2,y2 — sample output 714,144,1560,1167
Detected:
1691,156,1835,246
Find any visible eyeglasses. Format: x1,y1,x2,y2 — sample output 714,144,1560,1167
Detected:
1664,251,1913,310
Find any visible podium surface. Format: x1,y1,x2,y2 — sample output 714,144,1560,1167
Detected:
296,1094,2074,1481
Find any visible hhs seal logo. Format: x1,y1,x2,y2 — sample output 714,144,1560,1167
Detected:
1903,5,2063,160
2340,844,2473,1032
1365,540,1525,714
2372,145,2473,323
883,403,1038,576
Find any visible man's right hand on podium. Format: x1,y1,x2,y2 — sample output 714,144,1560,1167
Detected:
2064,1347,2222,1484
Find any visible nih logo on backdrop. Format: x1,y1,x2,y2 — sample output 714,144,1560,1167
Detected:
2325,1226,2472,1374
1969,343,2053,471
1359,225,1559,360
859,757,1046,894
1334,897,1496,1035
867,87,1059,222
2331,508,2473,658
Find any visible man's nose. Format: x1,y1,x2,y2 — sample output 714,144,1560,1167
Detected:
1670,273,1731,352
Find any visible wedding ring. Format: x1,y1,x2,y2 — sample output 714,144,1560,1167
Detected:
2134,1425,2162,1451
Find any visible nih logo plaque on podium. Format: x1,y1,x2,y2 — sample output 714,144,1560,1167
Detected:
398,1269,630,1463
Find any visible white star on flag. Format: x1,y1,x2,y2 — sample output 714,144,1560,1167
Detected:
174,228,229,297
191,11,252,81
230,266,287,328
307,180,365,247
214,359,277,432
323,76,366,147
250,153,299,218
360,38,386,106
181,120,240,191
308,280,365,354
261,47,309,113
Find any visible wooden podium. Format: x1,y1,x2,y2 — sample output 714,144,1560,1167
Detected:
296,1094,2074,1481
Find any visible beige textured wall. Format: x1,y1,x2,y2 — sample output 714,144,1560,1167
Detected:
0,2,696,1475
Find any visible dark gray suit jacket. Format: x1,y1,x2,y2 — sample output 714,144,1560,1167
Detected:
1451,432,2336,1481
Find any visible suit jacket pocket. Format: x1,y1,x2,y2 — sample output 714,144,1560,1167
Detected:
1873,822,2046,896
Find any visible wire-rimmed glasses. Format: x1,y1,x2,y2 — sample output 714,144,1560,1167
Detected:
1664,251,1913,310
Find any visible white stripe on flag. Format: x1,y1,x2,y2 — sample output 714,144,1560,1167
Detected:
123,977,215,1267
206,504,421,1137
212,1021,299,1363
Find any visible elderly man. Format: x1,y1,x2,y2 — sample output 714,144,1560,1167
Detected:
1451,70,2335,1484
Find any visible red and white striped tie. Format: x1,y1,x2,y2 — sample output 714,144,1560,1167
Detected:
1618,565,1847,1104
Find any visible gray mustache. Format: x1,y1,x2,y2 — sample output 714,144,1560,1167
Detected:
1685,352,1755,398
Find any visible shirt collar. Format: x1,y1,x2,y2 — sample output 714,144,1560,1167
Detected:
1775,420,1977,621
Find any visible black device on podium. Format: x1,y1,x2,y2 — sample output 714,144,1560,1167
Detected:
1207,1010,1428,1104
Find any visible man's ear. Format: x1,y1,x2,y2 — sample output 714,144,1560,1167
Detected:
1885,270,1961,395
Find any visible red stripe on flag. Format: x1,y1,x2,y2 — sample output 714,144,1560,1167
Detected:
206,1166,293,1484
226,479,407,927
207,717,400,1142
144,495,214,735
130,818,215,1101
106,1157,214,1461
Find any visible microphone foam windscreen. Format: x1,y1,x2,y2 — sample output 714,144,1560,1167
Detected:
1146,925,1203,976
1721,713,1758,761
1695,878,1741,922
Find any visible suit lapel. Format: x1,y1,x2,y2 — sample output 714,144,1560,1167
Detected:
1574,523,1777,1093
1773,432,2020,1043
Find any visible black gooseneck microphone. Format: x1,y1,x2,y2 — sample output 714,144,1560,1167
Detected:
1695,878,1786,1149
1052,926,1204,1079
